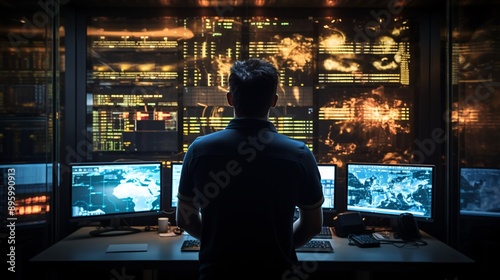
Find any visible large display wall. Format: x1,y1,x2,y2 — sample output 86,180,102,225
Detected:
85,13,420,168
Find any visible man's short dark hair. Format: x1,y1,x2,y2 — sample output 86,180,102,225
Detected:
228,58,279,118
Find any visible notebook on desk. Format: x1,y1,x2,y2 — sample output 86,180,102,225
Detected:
106,243,148,253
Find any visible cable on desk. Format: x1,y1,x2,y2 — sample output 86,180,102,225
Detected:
144,225,159,231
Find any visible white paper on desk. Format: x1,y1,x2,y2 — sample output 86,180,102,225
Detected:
106,243,148,253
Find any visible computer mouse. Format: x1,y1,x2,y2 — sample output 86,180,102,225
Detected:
173,227,184,235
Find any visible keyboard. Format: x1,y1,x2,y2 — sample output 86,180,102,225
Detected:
296,240,334,253
348,234,380,248
315,226,333,239
181,239,200,251
181,239,334,253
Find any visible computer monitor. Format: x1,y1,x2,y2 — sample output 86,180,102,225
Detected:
346,162,434,222
318,163,337,210
170,162,182,208
70,161,163,236
170,162,336,211
460,167,500,218
0,163,54,227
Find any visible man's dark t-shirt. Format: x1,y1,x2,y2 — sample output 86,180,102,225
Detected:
177,118,324,279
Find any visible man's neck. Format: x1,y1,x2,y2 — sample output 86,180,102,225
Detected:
233,111,270,121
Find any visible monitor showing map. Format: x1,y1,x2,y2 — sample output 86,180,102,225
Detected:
346,162,434,221
70,161,163,236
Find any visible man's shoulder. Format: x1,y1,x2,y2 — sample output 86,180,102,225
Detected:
192,129,228,141
188,129,233,149
272,133,309,148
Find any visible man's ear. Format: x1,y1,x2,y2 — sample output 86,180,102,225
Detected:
226,92,233,106
271,94,278,108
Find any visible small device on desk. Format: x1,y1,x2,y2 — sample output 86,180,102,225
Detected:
173,227,184,235
396,213,421,240
348,233,381,248
181,239,201,251
332,211,365,237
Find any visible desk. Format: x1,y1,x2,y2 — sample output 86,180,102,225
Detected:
30,227,474,280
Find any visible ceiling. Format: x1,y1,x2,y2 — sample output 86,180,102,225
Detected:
0,0,495,14
63,0,433,8
2,0,488,10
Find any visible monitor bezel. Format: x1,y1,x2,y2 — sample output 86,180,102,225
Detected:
345,162,435,222
69,161,163,223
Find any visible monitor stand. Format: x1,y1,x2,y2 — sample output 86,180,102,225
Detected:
363,216,394,233
89,217,141,237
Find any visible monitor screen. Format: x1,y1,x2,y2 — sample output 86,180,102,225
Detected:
70,161,163,235
318,164,336,210
170,162,182,208
460,167,500,218
0,163,53,227
170,162,336,210
346,162,434,221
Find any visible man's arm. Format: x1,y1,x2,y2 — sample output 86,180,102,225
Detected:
292,206,323,248
176,199,202,240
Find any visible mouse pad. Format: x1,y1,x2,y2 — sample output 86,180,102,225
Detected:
106,243,148,253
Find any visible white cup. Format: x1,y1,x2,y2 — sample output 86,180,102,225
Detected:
158,217,171,233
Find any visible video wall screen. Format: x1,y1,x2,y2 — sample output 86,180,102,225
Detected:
316,85,412,165
248,17,315,150
317,17,411,85
181,17,242,148
84,13,419,165
87,17,181,153
315,15,414,165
